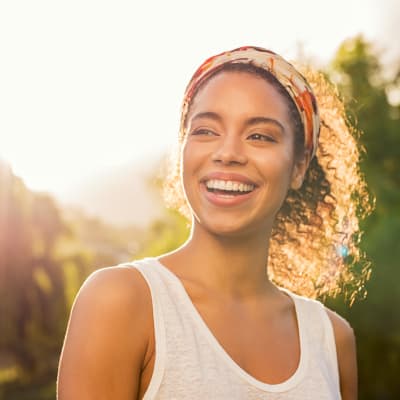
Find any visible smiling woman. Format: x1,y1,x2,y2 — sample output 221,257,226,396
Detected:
166,51,371,301
57,46,371,400
181,70,301,237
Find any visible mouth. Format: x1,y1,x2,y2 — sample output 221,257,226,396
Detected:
204,179,256,196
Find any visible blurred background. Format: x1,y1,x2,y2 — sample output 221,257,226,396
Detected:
1,0,399,398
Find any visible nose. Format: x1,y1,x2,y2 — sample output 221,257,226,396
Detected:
211,134,248,165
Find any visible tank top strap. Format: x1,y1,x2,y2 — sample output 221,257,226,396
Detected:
120,257,170,399
314,300,340,389
284,290,340,390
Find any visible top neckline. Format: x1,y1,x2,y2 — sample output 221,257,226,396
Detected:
149,257,308,393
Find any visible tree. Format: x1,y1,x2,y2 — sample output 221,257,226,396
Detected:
0,161,142,399
326,36,400,399
0,161,69,383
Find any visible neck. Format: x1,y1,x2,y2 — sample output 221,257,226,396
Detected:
165,221,276,298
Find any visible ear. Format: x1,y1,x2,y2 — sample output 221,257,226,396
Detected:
290,151,311,190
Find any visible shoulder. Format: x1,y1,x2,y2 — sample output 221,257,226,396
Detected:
324,306,358,399
72,264,153,334
77,264,150,306
324,307,356,349
294,292,355,345
57,266,153,399
64,264,154,364
58,264,153,398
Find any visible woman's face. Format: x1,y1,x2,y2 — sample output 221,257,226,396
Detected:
182,71,307,237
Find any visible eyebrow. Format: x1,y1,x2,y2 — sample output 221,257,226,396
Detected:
190,112,286,134
245,117,286,134
191,111,222,123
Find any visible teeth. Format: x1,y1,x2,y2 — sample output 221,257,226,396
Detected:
205,179,255,192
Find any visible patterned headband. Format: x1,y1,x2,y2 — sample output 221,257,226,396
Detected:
182,46,320,159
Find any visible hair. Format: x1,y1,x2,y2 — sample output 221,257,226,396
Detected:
163,62,373,304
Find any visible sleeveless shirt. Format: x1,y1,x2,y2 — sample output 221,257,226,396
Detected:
124,257,341,399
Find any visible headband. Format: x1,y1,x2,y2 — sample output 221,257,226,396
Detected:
182,46,320,159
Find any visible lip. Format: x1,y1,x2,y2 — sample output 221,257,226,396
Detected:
200,172,258,186
199,172,259,207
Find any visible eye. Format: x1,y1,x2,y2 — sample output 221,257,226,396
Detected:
247,133,276,142
190,128,218,136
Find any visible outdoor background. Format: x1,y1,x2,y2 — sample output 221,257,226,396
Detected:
1,0,399,399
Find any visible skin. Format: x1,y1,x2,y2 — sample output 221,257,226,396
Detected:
57,71,358,399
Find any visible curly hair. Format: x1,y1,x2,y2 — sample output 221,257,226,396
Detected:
163,63,372,304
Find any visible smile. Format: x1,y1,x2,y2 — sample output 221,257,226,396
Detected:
205,179,255,195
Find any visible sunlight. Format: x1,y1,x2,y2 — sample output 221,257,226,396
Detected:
0,0,386,199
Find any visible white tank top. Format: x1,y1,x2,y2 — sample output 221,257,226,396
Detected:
126,257,341,399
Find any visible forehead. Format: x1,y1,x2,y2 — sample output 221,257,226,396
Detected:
187,71,290,122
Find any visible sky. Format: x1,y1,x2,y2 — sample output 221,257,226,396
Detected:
1,0,398,199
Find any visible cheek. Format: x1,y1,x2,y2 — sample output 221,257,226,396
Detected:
273,138,296,177
180,142,204,217
255,153,295,208
256,145,294,177
181,141,192,178
181,138,208,176
181,141,199,195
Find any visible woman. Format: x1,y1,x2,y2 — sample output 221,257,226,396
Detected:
58,46,370,399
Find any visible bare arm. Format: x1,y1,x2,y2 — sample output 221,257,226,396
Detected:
325,308,358,400
57,266,152,400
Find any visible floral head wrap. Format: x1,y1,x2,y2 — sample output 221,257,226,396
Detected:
182,46,320,159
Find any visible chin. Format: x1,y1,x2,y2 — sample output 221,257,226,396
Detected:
194,215,265,240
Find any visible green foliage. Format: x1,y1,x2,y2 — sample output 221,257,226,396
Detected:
325,35,400,399
330,36,400,211
136,208,190,258
0,163,68,386
0,162,143,399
